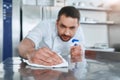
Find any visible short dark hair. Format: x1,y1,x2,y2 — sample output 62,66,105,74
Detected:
57,6,80,22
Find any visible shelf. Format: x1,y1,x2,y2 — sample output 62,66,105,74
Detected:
80,21,115,25
76,6,112,11
85,48,115,52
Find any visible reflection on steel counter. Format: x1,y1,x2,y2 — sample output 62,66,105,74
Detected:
19,62,87,80
2,54,120,80
19,64,61,80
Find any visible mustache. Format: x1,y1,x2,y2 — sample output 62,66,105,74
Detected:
61,34,71,38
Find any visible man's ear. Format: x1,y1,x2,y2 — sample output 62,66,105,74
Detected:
56,19,59,26
77,22,80,27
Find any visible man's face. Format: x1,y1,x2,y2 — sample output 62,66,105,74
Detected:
56,15,79,42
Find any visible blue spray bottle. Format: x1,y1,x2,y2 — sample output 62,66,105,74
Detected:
70,39,81,69
72,39,79,46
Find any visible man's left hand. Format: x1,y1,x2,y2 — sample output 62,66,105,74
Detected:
70,45,82,63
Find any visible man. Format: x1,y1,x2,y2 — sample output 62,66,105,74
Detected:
18,6,86,66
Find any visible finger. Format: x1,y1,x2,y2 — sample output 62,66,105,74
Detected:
37,49,55,63
32,58,54,66
37,47,63,65
71,45,82,52
37,56,61,66
51,52,63,63
28,50,57,66
44,48,63,64
42,48,63,64
45,51,63,64
29,54,53,66
36,52,56,65
38,48,56,61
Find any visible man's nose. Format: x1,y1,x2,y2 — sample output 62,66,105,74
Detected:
64,29,70,35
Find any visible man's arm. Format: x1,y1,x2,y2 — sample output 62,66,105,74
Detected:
18,38,63,66
70,45,83,63
18,38,35,59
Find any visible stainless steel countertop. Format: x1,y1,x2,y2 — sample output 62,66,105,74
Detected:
1,51,120,80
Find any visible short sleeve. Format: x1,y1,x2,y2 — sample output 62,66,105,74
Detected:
26,21,46,48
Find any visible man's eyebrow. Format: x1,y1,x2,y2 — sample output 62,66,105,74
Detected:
61,23,76,28
61,24,65,26
61,24,66,27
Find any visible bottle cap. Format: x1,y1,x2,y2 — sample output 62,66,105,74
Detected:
72,39,79,46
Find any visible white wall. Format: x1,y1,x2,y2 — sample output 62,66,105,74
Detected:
22,5,42,38
21,0,109,48
80,10,108,47
66,0,109,47
12,0,21,56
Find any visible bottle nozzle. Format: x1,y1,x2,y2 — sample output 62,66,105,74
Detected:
72,39,79,46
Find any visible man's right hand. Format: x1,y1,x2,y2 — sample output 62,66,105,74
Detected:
27,47,63,66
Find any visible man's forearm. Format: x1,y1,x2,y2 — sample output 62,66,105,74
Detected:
18,38,63,65
18,38,35,59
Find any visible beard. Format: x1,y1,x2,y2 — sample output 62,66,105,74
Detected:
59,34,72,42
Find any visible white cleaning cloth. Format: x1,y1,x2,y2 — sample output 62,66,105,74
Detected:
23,54,68,68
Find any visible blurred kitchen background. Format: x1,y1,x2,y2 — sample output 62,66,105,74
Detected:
1,0,120,62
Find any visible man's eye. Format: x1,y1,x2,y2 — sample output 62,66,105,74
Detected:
60,25,65,28
70,27,75,30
